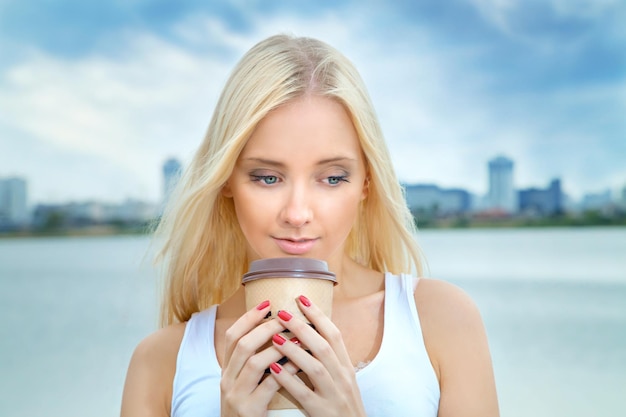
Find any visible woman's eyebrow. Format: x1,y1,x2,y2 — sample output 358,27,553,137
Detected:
316,156,357,165
242,156,357,167
241,157,285,167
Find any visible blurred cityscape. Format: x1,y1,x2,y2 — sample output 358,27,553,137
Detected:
1,155,625,236
0,158,181,236
404,155,625,228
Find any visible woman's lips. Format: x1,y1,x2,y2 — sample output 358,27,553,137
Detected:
273,237,318,255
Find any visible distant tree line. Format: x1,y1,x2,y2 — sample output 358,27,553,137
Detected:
411,206,626,229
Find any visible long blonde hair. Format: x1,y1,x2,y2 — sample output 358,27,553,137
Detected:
155,34,423,326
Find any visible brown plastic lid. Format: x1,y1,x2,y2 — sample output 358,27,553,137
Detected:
242,257,337,284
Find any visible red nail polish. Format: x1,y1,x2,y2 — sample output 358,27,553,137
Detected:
256,300,270,310
272,333,286,346
289,337,301,345
298,295,311,307
277,310,292,321
270,362,282,374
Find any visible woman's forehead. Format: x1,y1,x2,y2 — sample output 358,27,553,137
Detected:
240,96,362,157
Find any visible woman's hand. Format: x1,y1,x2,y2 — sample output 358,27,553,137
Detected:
269,295,367,417
220,300,292,417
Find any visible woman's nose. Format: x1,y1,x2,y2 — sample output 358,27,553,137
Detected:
279,186,312,228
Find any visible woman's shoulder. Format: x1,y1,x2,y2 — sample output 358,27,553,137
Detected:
413,278,489,378
414,278,481,321
411,281,499,414
132,322,187,367
120,322,187,416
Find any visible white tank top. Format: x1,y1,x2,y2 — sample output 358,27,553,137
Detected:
171,273,440,416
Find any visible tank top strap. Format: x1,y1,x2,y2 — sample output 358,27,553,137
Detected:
382,273,424,344
355,273,439,415
171,305,221,417
178,305,219,365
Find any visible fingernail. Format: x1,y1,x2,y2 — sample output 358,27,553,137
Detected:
277,310,292,321
256,300,270,310
270,362,282,374
289,337,301,345
298,295,311,307
272,333,286,346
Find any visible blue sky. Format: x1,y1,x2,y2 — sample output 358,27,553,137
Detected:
1,0,624,204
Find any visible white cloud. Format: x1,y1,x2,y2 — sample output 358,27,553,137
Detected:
551,0,621,19
0,29,239,202
0,6,623,204
466,0,520,37
236,11,506,193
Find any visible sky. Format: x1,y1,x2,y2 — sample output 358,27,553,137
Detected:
1,0,625,205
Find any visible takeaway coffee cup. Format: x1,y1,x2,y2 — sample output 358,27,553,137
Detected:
242,257,337,415
242,257,337,323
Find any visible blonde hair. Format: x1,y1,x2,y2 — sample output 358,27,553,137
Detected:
155,34,423,326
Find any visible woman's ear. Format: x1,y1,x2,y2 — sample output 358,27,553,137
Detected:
221,181,233,198
361,176,370,201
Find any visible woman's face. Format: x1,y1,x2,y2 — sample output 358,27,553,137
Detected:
223,95,368,268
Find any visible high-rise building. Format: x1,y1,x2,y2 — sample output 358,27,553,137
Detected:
162,158,183,207
581,189,612,211
519,179,563,216
403,183,471,215
487,155,517,213
0,177,28,225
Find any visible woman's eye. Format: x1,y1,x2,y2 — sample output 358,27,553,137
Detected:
326,176,349,185
252,175,279,185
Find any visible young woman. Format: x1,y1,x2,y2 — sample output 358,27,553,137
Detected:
120,34,499,417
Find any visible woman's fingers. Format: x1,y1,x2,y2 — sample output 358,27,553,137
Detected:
221,296,364,416
232,336,287,384
220,301,291,416
270,301,367,417
222,348,302,415
221,307,286,386
221,300,286,400
295,295,353,367
268,360,315,405
272,298,356,399
280,296,353,373
269,334,364,417
223,300,272,367
270,332,335,397
222,318,285,379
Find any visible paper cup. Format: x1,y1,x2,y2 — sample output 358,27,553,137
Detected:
242,257,336,413
242,257,336,322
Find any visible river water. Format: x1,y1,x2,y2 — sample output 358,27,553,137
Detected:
1,227,624,416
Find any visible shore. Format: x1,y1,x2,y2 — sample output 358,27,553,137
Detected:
412,208,626,229
1,212,625,239
0,224,152,239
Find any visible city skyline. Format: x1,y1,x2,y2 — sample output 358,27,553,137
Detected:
2,153,622,209
3,153,622,233
1,1,625,204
